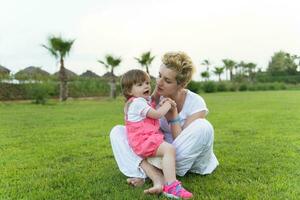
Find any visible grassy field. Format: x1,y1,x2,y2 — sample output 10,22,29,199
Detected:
0,91,299,200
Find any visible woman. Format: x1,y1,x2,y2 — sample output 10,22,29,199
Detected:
110,51,219,194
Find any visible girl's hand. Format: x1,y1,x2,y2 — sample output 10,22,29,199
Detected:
159,98,176,108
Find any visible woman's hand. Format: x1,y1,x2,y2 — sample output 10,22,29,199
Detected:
159,98,176,108
165,102,179,121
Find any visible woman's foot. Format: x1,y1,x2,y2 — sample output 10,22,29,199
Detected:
144,184,163,194
126,178,145,187
144,177,163,194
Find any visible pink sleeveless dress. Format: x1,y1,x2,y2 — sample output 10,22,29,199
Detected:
125,97,164,158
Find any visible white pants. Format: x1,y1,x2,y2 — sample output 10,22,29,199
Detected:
110,119,219,178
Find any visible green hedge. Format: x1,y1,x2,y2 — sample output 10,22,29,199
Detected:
187,81,295,94
0,78,112,101
1,79,299,101
255,73,300,84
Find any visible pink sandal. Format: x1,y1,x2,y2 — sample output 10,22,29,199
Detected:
163,180,193,199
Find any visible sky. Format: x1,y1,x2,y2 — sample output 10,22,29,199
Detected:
1,0,300,80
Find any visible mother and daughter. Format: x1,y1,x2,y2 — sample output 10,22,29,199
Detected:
110,52,219,199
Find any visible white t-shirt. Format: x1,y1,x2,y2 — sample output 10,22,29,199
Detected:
159,90,209,142
126,97,152,122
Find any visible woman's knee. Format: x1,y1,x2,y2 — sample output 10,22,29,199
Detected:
165,143,176,155
110,125,126,141
159,142,176,156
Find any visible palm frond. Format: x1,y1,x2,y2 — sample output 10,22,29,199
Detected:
41,44,58,58
98,60,109,69
45,35,75,58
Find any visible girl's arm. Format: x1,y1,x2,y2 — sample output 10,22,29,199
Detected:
147,101,171,119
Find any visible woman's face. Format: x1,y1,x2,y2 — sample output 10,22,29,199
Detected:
156,64,180,97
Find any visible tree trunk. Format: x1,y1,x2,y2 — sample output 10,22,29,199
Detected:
230,69,233,81
59,57,68,101
226,70,228,81
109,68,116,99
109,78,116,99
146,65,149,75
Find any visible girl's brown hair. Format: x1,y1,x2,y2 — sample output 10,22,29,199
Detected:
121,69,150,100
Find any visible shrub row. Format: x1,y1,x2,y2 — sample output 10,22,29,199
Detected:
187,81,294,93
0,78,115,102
254,73,300,84
1,80,299,102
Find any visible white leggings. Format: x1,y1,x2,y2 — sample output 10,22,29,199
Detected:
110,119,219,177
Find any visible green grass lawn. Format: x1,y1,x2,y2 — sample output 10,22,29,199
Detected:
1,91,299,200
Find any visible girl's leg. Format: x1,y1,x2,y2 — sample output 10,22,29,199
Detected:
155,142,176,183
140,160,164,194
110,125,164,194
156,142,193,199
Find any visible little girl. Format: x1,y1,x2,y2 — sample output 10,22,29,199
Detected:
121,69,193,199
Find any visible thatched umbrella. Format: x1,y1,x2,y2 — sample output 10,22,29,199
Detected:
0,65,10,80
101,72,118,79
15,66,50,80
53,68,77,78
0,65,10,74
80,70,100,78
53,68,78,80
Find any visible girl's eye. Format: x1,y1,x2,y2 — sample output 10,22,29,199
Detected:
138,83,142,86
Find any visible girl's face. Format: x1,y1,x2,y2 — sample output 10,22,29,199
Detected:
129,80,151,99
156,64,181,97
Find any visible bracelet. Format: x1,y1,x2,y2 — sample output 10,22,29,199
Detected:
168,116,181,125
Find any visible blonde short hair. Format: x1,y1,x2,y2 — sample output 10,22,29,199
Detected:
162,52,195,87
121,69,150,100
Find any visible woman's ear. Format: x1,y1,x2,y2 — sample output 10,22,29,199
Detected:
177,82,185,89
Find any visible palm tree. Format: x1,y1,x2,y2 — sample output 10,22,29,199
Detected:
98,55,121,99
42,35,75,101
201,71,210,81
237,61,246,75
244,62,257,81
222,59,236,81
201,59,211,73
213,67,225,82
134,51,155,75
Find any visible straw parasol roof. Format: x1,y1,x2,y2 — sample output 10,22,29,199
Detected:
102,72,118,79
15,66,50,80
0,65,10,74
53,68,78,78
80,70,100,78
